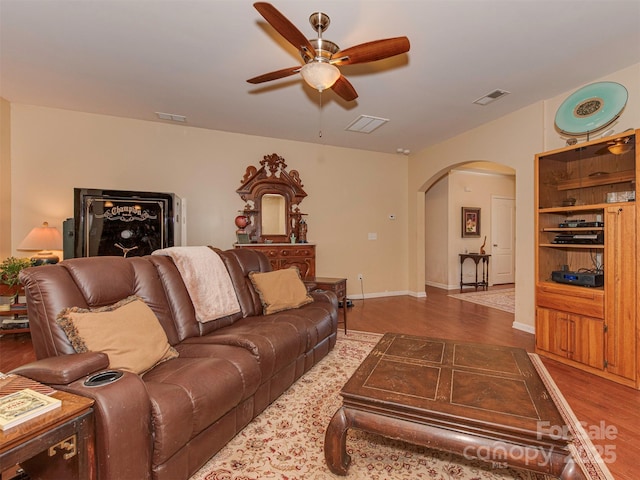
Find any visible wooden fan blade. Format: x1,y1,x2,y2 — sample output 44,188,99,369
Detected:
254,2,316,58
332,37,410,66
331,75,358,101
247,66,301,84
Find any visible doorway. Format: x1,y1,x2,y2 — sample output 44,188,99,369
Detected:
490,195,515,285
423,162,515,291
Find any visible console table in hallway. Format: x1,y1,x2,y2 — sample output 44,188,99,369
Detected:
459,253,490,293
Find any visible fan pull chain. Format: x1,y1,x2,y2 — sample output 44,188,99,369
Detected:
318,91,323,138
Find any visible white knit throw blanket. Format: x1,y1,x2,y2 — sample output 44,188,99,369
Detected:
152,246,241,323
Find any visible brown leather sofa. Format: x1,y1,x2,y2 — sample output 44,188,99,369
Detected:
14,248,338,480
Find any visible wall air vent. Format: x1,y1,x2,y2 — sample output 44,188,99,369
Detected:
473,89,511,106
345,115,389,133
155,112,187,122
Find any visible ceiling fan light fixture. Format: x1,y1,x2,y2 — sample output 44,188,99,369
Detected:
300,62,340,92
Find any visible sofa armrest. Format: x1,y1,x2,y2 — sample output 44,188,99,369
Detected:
13,354,153,480
58,372,153,480
310,289,339,308
10,352,110,385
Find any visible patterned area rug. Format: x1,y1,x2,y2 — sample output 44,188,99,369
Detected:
191,331,611,480
449,288,515,313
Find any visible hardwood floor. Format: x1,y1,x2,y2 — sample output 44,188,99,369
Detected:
347,286,638,480
1,285,638,479
0,333,35,372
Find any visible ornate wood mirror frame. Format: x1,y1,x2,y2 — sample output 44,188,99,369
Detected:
236,153,307,243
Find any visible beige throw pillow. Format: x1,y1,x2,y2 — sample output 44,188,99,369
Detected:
249,268,313,315
56,296,178,375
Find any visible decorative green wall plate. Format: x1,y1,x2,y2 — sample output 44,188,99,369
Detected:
555,82,628,135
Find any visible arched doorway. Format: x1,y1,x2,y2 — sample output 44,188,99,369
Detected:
422,161,516,291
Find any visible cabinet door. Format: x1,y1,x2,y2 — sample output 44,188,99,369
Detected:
604,204,637,381
536,308,604,370
536,307,568,358
568,314,605,370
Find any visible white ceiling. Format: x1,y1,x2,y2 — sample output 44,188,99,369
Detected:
1,0,639,154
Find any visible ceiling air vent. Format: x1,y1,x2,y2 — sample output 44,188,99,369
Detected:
473,89,510,106
156,112,187,122
345,115,389,133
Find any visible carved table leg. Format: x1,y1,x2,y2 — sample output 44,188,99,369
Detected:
559,456,587,480
324,407,352,475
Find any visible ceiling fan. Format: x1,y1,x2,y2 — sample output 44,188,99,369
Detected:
246,2,410,101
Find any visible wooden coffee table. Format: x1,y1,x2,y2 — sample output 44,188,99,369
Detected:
325,333,585,479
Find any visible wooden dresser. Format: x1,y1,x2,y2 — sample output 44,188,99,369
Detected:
234,243,316,279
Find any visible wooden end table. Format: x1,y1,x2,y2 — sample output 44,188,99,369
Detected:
325,333,584,479
306,277,347,334
0,390,95,480
459,253,490,292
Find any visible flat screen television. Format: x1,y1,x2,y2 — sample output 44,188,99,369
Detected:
73,188,185,258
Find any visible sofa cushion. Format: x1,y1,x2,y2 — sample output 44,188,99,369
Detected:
56,296,178,374
141,356,249,465
249,268,313,315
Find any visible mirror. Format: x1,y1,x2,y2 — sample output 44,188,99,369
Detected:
236,153,308,243
261,194,286,235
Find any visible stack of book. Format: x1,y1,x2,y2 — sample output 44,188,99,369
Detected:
0,373,60,431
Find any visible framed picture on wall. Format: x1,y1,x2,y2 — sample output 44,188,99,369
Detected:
462,207,481,237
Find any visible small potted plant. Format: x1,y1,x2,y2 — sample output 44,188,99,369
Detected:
0,256,35,309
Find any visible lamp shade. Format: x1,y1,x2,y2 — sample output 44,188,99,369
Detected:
18,222,63,251
300,62,340,92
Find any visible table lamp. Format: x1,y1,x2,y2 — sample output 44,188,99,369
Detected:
17,221,63,265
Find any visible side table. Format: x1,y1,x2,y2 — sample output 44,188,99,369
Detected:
459,253,491,292
0,390,95,480
305,277,348,334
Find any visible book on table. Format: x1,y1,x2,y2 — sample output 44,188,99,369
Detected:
0,373,56,397
0,388,62,431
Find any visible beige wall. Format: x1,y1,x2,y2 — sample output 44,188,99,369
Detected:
3,63,639,318
0,98,10,259
410,63,640,332
5,104,409,297
424,173,448,287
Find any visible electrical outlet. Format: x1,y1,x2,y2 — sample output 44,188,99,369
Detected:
595,252,603,269
357,273,363,281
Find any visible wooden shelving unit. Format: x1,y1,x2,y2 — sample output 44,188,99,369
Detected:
0,305,29,335
556,169,635,190
534,129,639,388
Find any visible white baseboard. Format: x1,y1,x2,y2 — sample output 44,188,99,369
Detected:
348,290,426,300
512,321,535,334
409,290,427,298
427,281,500,291
425,280,450,290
